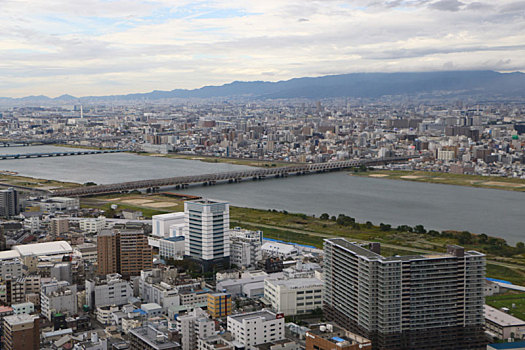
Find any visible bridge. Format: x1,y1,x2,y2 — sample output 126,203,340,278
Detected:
51,156,414,197
0,149,128,160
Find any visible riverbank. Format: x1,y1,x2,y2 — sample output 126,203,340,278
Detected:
0,173,79,190
354,170,525,192
229,206,525,285
79,192,525,284
136,152,292,168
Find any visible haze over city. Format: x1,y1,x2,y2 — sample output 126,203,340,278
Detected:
1,0,525,97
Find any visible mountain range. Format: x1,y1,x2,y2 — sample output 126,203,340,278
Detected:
2,70,524,105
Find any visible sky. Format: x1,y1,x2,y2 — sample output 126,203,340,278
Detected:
1,0,524,97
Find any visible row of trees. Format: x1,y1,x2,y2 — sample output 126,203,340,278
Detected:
317,212,525,257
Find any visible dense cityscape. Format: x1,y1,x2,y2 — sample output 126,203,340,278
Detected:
1,0,525,349
1,100,525,178
0,96,523,350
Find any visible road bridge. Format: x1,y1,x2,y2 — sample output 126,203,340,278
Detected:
0,149,127,160
51,156,414,197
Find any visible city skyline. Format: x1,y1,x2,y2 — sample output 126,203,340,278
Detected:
1,0,524,97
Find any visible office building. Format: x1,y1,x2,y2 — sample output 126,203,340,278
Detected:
97,229,153,278
229,228,263,268
2,314,39,350
207,293,232,319
159,236,185,260
323,239,486,350
227,310,285,347
0,188,19,218
184,199,230,272
152,212,185,238
264,277,323,316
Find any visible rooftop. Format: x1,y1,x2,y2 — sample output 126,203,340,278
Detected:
485,305,525,327
228,310,278,323
4,314,38,326
266,277,323,289
13,241,72,257
152,212,185,220
130,325,180,350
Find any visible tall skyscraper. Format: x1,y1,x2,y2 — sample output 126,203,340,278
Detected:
323,238,486,350
2,314,40,350
0,188,19,218
97,229,152,278
184,198,230,272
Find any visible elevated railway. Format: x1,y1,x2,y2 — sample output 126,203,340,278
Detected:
52,156,414,197
0,149,127,160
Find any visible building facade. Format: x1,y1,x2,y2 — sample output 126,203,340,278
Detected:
97,229,153,278
184,199,230,271
207,293,232,319
0,188,19,218
227,310,285,348
229,228,263,268
2,314,39,350
323,239,486,350
264,277,323,316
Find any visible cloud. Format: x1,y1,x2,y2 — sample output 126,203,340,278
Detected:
0,0,523,97
429,0,465,11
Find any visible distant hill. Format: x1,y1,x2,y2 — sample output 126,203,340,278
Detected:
2,70,525,105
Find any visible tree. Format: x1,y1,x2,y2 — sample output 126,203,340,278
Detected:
379,223,391,231
458,231,472,245
365,221,373,229
414,225,426,234
320,213,330,220
478,234,488,244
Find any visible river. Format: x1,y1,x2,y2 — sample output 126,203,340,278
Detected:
1,146,523,244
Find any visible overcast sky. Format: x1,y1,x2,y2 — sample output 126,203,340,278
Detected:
1,0,524,97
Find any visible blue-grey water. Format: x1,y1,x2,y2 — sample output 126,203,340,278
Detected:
177,172,524,245
0,146,251,184
1,146,523,244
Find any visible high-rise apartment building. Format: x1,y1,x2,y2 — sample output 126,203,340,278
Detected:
97,229,152,278
2,314,40,350
0,188,19,218
97,229,118,276
323,238,486,350
184,199,230,272
119,230,153,278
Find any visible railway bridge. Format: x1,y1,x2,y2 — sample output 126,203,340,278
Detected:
0,149,127,160
51,156,414,197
